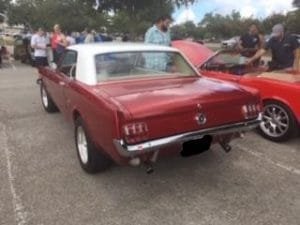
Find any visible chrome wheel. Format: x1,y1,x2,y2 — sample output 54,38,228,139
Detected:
41,86,49,108
77,126,88,164
260,104,289,138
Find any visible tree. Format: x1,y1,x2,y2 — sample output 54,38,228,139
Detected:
0,0,10,22
7,0,109,31
83,0,196,12
6,0,196,35
171,21,203,40
293,0,300,8
0,0,10,13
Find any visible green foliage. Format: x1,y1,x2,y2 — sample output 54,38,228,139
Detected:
172,21,203,40
197,11,260,39
3,0,300,39
293,0,300,8
6,0,194,35
108,0,174,38
0,0,10,13
0,0,10,22
7,0,110,32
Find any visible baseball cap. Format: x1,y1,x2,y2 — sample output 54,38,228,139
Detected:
271,24,284,37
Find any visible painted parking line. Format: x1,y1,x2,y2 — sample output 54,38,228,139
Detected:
236,144,300,176
1,123,28,225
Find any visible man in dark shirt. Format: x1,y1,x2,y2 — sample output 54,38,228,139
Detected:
248,24,299,70
238,24,263,58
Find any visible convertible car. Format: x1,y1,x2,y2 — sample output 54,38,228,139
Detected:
173,40,300,142
37,43,261,173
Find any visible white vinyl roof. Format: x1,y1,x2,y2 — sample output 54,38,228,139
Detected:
67,42,193,85
68,42,179,55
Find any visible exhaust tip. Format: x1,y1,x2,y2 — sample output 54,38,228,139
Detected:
129,158,141,167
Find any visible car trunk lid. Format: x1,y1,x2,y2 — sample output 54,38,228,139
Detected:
95,76,259,141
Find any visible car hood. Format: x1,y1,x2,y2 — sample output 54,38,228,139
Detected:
172,40,215,68
95,76,257,119
172,41,218,68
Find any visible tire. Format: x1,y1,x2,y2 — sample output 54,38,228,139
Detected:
75,117,112,174
40,82,59,113
258,100,297,142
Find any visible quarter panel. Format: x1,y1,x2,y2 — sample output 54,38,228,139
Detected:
241,78,300,124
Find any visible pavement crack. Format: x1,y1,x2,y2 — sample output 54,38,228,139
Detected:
0,122,29,225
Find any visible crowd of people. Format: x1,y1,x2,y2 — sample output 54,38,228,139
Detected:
29,24,119,67
144,15,299,72
1,15,299,72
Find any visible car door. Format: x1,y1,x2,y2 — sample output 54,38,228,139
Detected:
55,50,78,115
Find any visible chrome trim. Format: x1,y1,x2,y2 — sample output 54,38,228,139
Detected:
114,114,262,157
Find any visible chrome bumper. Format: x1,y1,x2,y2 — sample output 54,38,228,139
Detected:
114,115,261,157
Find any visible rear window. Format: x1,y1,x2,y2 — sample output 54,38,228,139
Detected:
95,51,197,82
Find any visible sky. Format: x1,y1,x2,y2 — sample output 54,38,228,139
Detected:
173,0,295,24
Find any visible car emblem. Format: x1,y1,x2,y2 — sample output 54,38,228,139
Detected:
196,113,207,125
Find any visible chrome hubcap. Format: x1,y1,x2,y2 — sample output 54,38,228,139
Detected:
260,104,289,138
77,126,88,164
41,87,49,108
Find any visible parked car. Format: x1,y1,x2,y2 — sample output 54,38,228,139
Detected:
37,43,261,173
173,40,300,142
221,36,239,49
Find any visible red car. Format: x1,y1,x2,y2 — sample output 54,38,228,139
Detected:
38,43,261,173
173,40,300,142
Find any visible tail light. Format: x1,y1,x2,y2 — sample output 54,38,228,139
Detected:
242,103,261,119
123,122,149,144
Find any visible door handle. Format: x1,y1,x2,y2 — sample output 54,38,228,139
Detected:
59,81,65,86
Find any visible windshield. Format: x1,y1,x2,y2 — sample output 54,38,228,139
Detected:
95,51,197,82
207,51,241,66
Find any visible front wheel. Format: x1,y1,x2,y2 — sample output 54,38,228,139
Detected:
258,101,297,142
75,117,112,174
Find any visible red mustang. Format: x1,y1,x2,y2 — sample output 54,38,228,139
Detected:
38,43,261,173
173,40,300,142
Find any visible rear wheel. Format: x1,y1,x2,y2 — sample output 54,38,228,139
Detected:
75,117,112,174
258,100,297,142
40,83,58,113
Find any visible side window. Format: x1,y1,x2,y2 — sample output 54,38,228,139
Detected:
59,50,77,77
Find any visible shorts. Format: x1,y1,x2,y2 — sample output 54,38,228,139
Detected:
34,57,48,67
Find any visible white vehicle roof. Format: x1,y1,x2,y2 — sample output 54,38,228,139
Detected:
68,42,179,55
65,42,194,85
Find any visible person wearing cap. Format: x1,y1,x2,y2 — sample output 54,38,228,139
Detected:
247,24,299,70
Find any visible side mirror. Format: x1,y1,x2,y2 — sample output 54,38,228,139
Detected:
50,62,57,70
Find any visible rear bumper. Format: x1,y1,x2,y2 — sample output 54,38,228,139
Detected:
114,115,261,157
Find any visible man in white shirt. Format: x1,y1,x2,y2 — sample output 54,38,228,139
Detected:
31,28,49,67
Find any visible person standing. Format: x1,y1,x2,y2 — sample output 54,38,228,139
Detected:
51,24,67,63
238,24,264,65
144,15,172,71
84,29,95,43
145,15,172,46
66,32,76,46
31,28,48,67
248,24,299,71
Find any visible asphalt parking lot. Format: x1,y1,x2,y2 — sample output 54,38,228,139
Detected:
0,64,299,225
